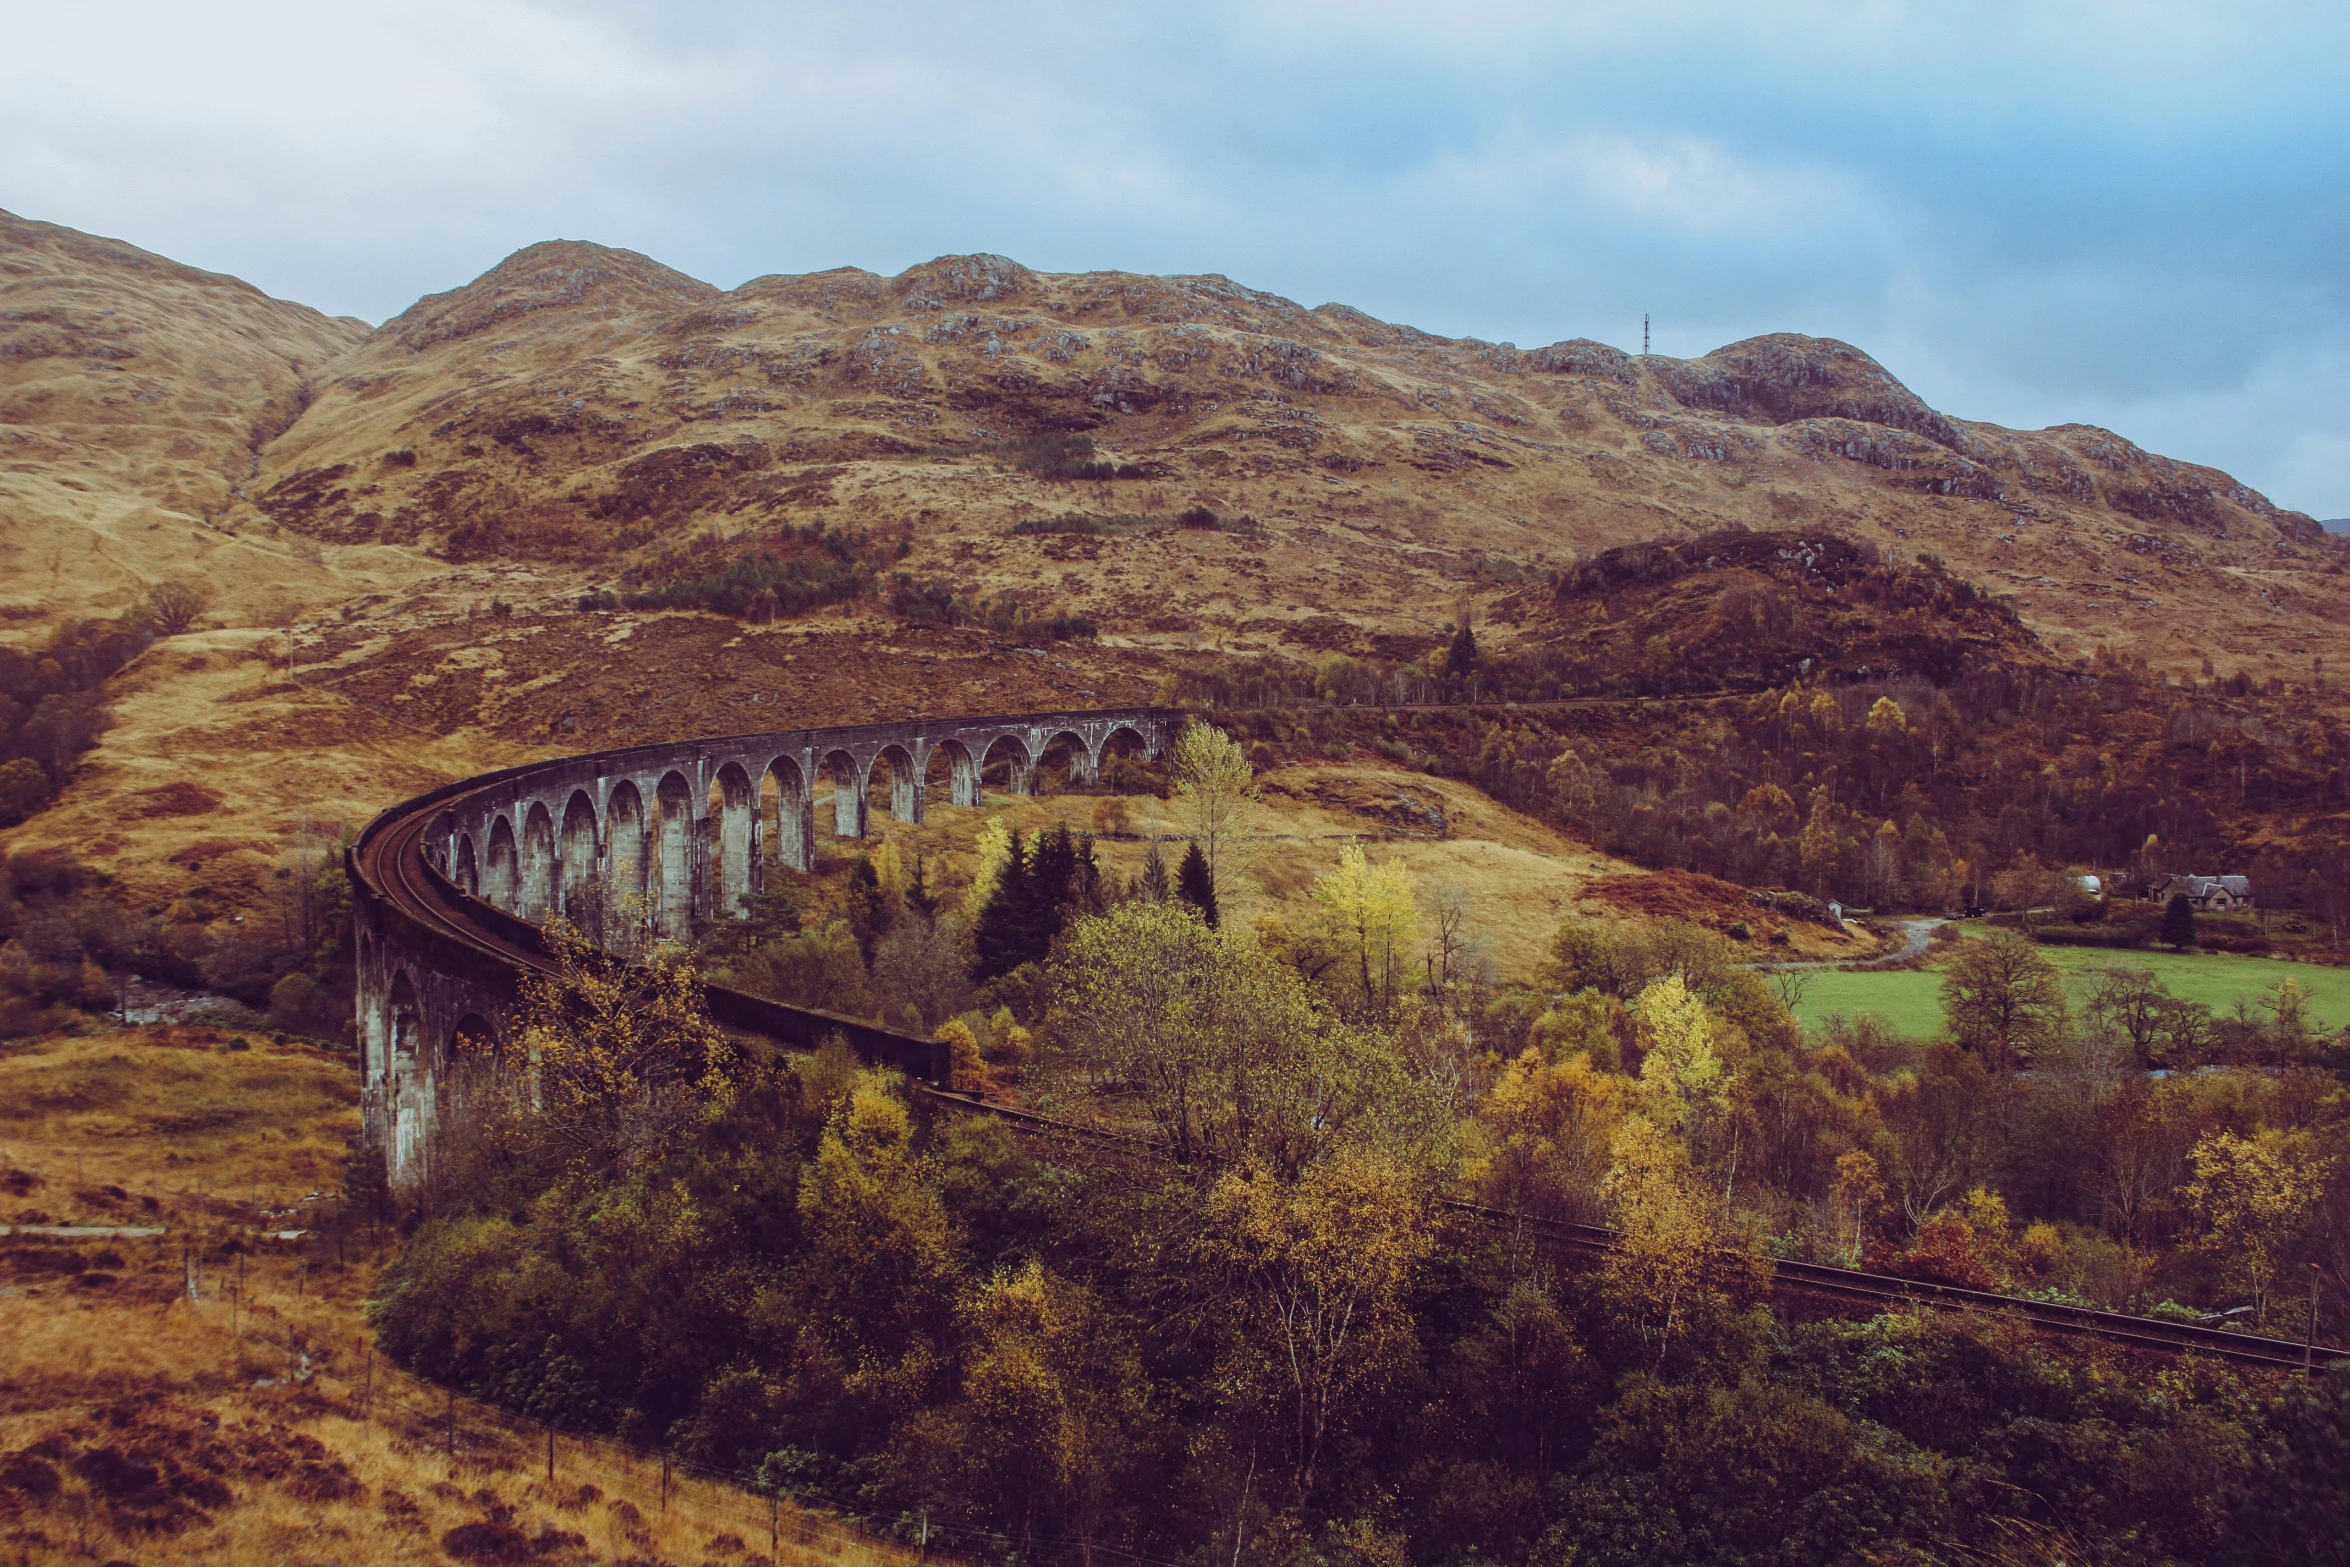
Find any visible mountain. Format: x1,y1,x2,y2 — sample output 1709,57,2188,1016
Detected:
231,240,2342,675
3,214,2347,913
0,209,401,631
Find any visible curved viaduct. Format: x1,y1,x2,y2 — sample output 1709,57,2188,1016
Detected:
346,700,2347,1373
348,706,1180,1194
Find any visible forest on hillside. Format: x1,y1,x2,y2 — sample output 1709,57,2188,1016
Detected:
367,725,2350,1567
1177,536,2350,936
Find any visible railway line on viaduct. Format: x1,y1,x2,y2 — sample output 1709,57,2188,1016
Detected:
348,704,2341,1374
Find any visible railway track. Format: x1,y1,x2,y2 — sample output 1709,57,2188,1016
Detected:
353,777,2342,1375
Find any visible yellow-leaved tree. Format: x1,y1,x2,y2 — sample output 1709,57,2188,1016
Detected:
500,918,737,1180
1600,1115,1770,1367
1170,722,1257,895
1630,974,1726,1131
1310,840,1420,1019
1045,900,1432,1176
961,816,1016,925
1200,1149,1434,1504
889,1259,1145,1552
2183,1127,2331,1327
1474,1048,1628,1224
792,1070,960,1418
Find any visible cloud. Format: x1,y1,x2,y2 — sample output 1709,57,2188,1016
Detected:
1,0,2344,514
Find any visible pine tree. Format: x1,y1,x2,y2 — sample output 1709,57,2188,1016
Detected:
843,854,895,962
1138,840,1171,902
973,829,1034,981
2163,892,2198,951
1176,841,1218,927
1029,823,1082,958
1445,619,1478,680
1031,823,1079,918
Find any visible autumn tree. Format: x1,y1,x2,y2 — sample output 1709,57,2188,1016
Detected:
1475,1047,1628,1223
1170,721,1256,896
783,1070,964,1441
1045,900,1429,1175
1310,840,1420,1018
1872,1042,2010,1229
2185,1128,2332,1327
1600,1115,1770,1367
1829,1149,1885,1265
145,579,210,636
1199,1149,1434,1502
1939,930,2069,1070
1630,975,1726,1133
501,917,737,1179
897,1260,1146,1549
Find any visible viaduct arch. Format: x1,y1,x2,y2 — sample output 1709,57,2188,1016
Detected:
350,707,1179,1195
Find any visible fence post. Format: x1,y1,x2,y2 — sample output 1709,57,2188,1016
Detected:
2309,1264,2323,1380
547,1422,555,1484
771,1490,779,1562
447,1388,456,1459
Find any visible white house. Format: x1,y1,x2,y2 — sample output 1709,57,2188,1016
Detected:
2148,874,2254,913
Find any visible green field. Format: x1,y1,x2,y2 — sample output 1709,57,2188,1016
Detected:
1790,933,2350,1040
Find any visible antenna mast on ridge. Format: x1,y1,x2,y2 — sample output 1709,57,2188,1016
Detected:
1642,313,1650,355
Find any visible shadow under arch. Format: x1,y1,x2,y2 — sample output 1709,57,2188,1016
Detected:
819,749,866,839
559,790,599,927
651,771,696,940
709,762,756,917
871,743,920,825
1036,729,1094,792
603,781,648,945
483,817,519,911
925,738,980,809
519,802,557,922
979,733,1034,797
764,755,810,874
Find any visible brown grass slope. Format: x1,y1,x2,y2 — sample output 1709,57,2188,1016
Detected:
238,240,2348,678
0,210,394,634
0,1030,929,1567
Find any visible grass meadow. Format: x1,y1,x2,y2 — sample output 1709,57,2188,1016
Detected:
1792,927,2350,1040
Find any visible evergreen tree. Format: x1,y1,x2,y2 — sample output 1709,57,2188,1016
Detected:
2163,891,2198,951
1138,840,1171,902
1031,823,1079,920
1445,619,1478,680
973,829,1035,981
1176,841,1218,927
843,854,896,962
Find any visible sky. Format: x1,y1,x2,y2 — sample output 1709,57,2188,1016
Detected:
5,0,2346,517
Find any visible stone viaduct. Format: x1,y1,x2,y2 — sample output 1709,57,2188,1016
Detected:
349,707,1180,1195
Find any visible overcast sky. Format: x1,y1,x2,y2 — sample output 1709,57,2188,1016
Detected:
6,0,2345,516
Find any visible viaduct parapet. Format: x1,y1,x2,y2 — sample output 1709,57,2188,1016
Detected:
349,707,1179,1195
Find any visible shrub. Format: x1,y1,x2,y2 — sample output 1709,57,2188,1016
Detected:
145,580,211,636
1006,432,1147,480
0,758,52,827
886,575,1096,640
